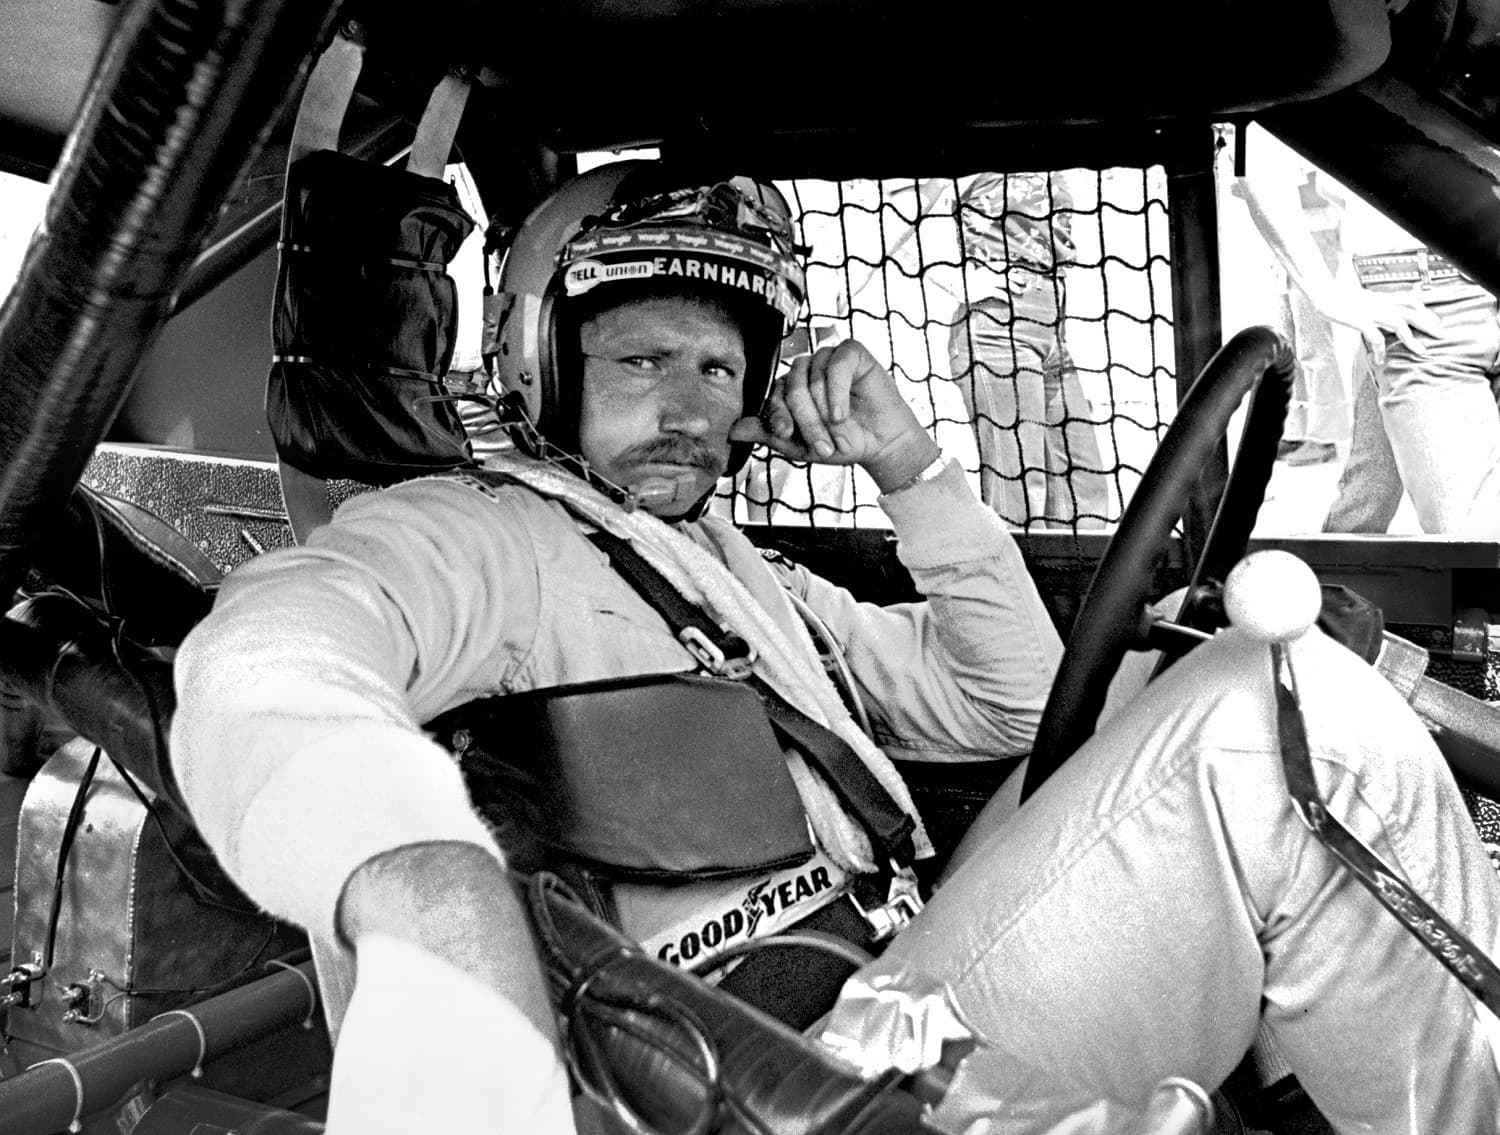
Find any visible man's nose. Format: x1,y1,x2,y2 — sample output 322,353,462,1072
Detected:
657,372,716,436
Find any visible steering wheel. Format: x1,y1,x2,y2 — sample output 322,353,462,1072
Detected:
1018,326,1296,804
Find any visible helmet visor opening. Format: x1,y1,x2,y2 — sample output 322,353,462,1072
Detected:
555,279,785,416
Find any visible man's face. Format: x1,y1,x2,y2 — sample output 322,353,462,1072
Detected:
577,295,748,518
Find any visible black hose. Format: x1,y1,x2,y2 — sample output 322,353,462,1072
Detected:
42,746,101,973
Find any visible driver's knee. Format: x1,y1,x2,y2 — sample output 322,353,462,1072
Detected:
1142,625,1485,921
954,623,1475,910
1028,624,1455,872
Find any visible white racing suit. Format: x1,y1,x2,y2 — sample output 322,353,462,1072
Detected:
171,457,1500,1132
170,458,1058,1030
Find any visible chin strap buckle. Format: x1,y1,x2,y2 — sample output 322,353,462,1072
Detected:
850,864,925,943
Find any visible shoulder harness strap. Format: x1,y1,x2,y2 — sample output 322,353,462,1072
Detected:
587,528,916,868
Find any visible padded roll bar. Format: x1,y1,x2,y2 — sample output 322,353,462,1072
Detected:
0,0,345,602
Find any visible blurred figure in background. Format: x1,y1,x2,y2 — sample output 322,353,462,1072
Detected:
871,174,1109,529
946,171,1108,529
1272,166,1351,467
1229,125,1500,536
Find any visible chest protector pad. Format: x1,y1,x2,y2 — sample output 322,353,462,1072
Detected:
428,671,815,883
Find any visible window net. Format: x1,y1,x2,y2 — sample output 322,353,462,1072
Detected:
713,169,1176,531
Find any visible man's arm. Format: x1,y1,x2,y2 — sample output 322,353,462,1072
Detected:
171,481,540,941
326,843,574,1133
339,843,555,1035
729,341,1063,757
1231,172,1441,360
171,479,574,1131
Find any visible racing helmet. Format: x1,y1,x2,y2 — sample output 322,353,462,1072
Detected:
492,160,807,483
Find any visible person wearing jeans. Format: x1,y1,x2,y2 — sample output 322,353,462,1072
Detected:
1323,262,1500,535
1230,125,1500,535
949,272,1110,529
1275,166,1351,466
945,171,1109,530
850,172,1108,530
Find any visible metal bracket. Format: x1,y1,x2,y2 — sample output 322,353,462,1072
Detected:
1,959,44,1010
58,970,107,1025
849,865,925,942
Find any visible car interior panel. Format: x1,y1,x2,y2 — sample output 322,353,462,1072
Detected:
4,2,1500,1133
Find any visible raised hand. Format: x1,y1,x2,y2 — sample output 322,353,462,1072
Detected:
729,339,941,492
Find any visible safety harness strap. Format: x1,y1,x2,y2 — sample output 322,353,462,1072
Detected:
1273,642,1500,1016
588,529,917,868
586,529,756,678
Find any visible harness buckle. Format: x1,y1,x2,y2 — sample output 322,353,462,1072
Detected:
679,626,756,680
850,864,925,943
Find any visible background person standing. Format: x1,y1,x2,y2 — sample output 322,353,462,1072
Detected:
1229,125,1500,536
865,173,1109,529
945,171,1109,529
1273,166,1352,467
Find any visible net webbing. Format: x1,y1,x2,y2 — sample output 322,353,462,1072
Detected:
716,170,1176,531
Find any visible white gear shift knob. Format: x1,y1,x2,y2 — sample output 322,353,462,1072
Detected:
1223,550,1322,643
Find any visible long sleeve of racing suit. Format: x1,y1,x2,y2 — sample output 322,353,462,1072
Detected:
172,460,1058,964
168,457,1061,1133
765,458,1063,762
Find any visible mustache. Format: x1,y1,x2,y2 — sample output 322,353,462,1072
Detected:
622,437,726,470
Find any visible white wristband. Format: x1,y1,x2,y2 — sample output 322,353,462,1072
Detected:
883,453,949,496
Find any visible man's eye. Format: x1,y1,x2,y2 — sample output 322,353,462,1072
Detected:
705,364,740,382
619,355,660,371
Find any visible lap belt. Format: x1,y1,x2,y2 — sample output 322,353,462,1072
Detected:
1352,249,1464,288
587,529,917,870
1273,642,1500,1016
